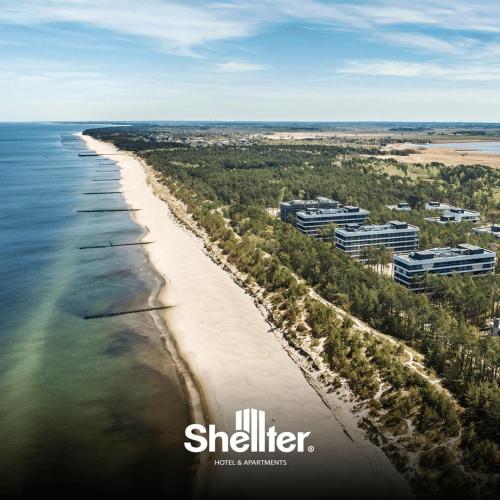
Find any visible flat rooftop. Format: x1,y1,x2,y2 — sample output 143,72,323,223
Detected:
281,197,339,206
396,244,494,262
297,206,369,217
425,202,454,209
447,207,480,215
336,221,418,234
425,203,479,216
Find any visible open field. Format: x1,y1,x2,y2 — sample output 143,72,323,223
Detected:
381,144,500,169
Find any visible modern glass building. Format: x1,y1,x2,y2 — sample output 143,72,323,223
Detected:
393,244,496,291
296,206,370,238
425,201,454,211
279,196,341,222
473,224,500,238
425,207,480,224
335,221,419,258
385,202,411,211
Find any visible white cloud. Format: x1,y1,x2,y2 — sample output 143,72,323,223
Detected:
2,0,500,58
0,0,259,56
376,33,476,55
215,61,268,72
338,60,500,81
272,0,500,33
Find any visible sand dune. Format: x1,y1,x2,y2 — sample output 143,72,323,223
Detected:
79,133,412,500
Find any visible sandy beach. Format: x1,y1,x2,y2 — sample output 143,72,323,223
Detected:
79,133,412,499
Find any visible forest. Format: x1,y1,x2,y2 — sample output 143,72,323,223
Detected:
85,128,500,498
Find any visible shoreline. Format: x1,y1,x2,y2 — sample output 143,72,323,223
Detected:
76,133,210,497
78,132,412,499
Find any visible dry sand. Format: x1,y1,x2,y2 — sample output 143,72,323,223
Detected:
79,133,412,500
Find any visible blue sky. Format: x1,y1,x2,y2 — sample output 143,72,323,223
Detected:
0,0,499,121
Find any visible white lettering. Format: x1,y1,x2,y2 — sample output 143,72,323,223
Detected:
296,432,311,452
184,424,207,452
208,425,229,452
276,432,297,452
230,431,250,452
183,410,312,454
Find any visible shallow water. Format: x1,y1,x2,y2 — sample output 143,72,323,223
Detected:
0,123,193,495
425,141,500,153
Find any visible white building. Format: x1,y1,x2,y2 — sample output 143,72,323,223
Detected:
296,206,370,238
279,196,341,222
335,221,419,259
425,207,480,224
393,244,496,291
385,202,412,211
473,224,500,238
425,201,454,211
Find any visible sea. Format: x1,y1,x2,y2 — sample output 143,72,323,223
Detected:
0,123,193,496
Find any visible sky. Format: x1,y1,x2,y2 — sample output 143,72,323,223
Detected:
0,0,499,121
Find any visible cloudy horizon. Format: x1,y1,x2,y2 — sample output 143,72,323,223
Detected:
1,0,499,121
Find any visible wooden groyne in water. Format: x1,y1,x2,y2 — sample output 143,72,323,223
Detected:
76,208,140,213
84,305,171,320
82,191,123,195
79,241,153,250
78,153,127,157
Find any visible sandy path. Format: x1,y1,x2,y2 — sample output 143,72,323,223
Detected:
79,133,412,500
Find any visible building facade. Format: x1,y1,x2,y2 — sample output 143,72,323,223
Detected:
296,206,370,238
425,201,454,211
335,221,419,259
473,224,500,238
425,207,480,224
385,202,411,211
279,196,341,222
393,244,496,291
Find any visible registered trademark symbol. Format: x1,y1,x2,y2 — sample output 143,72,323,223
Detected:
308,445,314,452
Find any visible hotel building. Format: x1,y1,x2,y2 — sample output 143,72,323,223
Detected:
296,206,370,238
279,196,341,222
393,244,496,291
425,201,454,211
335,221,419,259
385,202,411,211
473,224,500,238
425,207,480,224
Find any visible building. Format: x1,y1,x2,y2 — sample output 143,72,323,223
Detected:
279,196,341,222
425,201,454,211
473,224,500,238
425,207,480,224
335,221,419,259
393,244,496,291
296,206,370,238
385,202,411,211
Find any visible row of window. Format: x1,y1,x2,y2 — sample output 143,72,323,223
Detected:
336,236,419,245
395,262,495,277
394,256,495,270
336,231,418,241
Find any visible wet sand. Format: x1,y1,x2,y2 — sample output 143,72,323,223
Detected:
79,133,412,500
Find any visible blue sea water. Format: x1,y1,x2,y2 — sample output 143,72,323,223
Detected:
0,123,192,496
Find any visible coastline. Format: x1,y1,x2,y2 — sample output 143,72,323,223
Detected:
78,132,412,499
